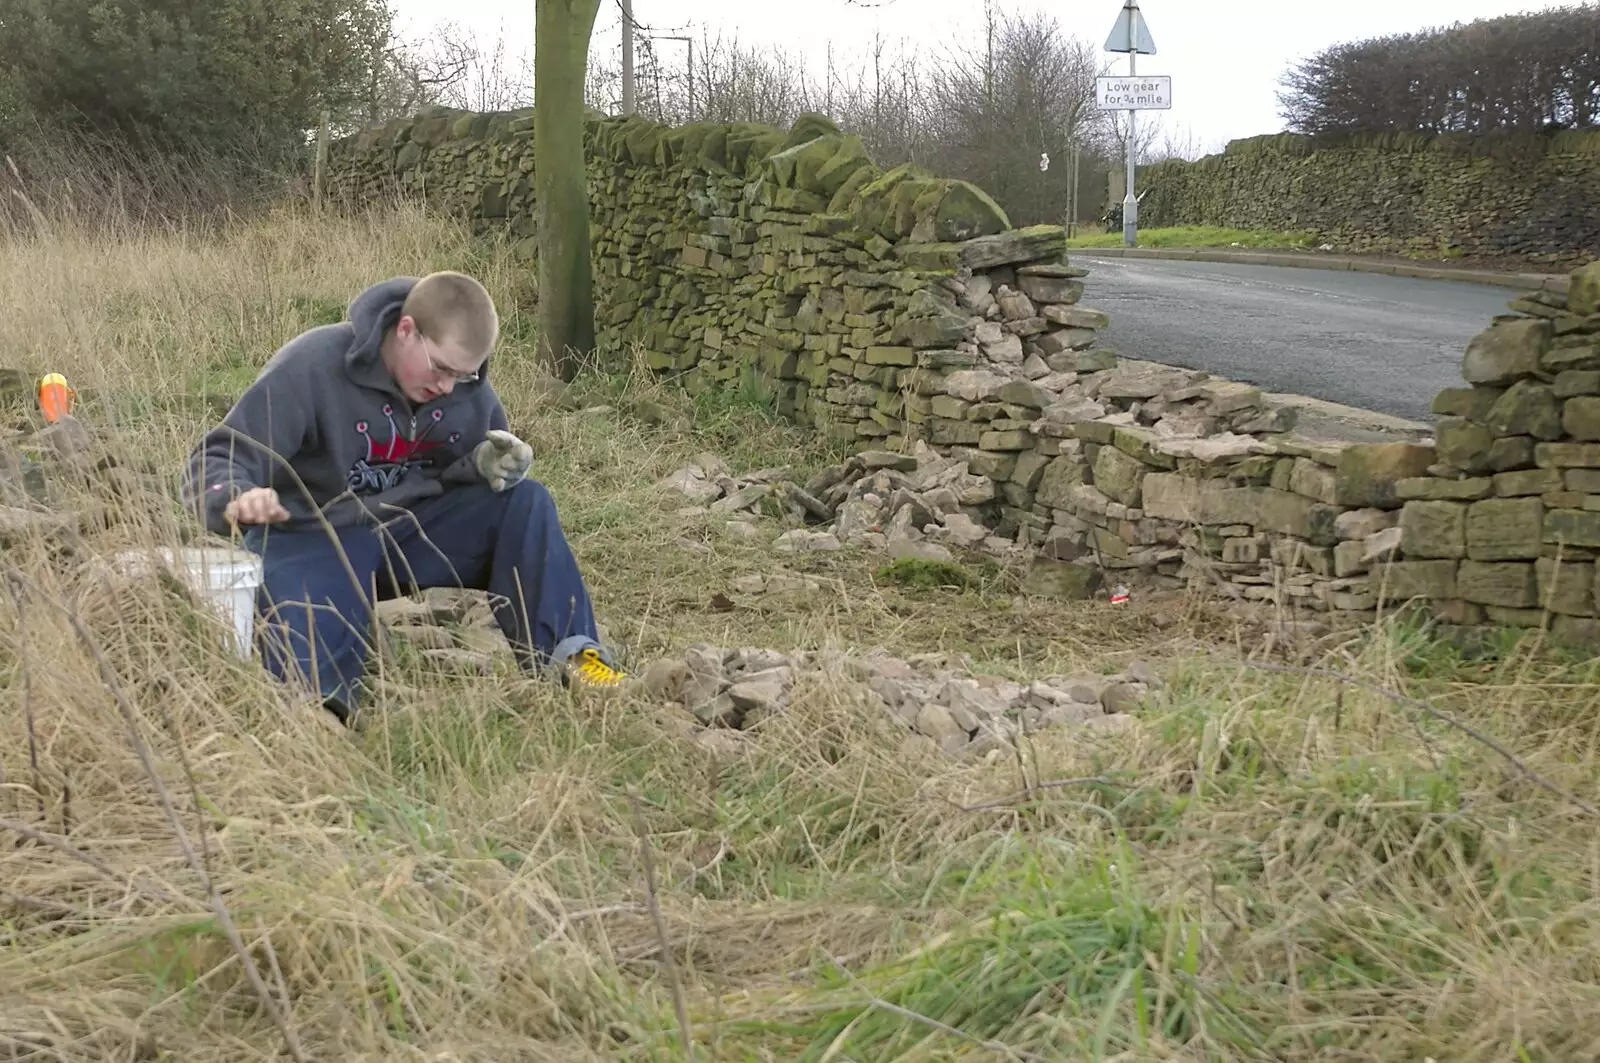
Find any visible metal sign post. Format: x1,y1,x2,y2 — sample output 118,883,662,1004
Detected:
1102,1,1159,247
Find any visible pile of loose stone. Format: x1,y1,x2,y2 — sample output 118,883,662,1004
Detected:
924,328,1298,450
661,442,1019,562
373,590,1157,756
659,356,1313,565
640,644,1154,755
374,588,518,676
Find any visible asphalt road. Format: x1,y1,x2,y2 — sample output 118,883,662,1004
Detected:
1071,256,1517,424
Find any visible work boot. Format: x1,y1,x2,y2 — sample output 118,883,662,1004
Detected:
566,645,627,689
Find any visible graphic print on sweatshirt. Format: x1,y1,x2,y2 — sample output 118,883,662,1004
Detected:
347,405,462,493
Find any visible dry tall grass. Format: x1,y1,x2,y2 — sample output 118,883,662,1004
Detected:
2,197,1599,1063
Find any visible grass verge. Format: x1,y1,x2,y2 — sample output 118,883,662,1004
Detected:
1066,225,1320,250
1,198,1598,1062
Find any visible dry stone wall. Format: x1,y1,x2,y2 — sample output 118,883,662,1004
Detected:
1137,131,1600,268
326,108,1600,649
1382,262,1600,644
325,105,1036,443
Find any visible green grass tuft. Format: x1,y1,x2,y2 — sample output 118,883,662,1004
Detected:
875,556,974,591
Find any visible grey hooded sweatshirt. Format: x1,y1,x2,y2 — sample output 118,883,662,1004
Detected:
182,277,509,537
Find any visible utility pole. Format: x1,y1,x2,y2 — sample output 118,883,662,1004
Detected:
621,0,636,114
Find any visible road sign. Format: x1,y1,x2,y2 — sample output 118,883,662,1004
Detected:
1102,1,1156,248
1103,2,1156,54
1096,75,1172,111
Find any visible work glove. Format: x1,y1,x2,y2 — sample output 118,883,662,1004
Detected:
472,429,533,492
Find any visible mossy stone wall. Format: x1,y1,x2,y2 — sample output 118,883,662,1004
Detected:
1137,131,1600,267
325,106,1044,445
326,108,1600,648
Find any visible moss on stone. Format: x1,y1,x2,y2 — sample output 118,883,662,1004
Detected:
725,124,786,172
852,163,935,234
624,122,666,166
814,136,871,196
410,116,453,146
695,127,730,170
794,135,848,192
780,112,842,151
934,182,1011,241
829,163,882,214
1569,260,1600,317
763,134,843,190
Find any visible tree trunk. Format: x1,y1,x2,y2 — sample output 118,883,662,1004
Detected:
534,0,603,380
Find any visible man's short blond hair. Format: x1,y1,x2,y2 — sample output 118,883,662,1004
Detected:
402,271,499,362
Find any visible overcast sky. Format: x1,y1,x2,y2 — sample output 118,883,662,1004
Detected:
391,0,1576,153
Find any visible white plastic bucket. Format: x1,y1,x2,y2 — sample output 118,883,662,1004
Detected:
114,546,264,659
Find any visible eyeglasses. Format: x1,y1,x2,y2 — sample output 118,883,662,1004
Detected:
419,332,481,384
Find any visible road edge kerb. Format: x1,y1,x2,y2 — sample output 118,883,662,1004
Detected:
1072,246,1572,295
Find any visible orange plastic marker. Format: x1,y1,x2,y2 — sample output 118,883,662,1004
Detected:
38,373,74,423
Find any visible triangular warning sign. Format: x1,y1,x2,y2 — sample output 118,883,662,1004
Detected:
1104,4,1157,55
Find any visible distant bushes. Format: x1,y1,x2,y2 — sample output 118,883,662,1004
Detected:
1278,3,1600,135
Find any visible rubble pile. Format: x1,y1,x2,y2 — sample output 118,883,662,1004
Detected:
368,593,1163,758
640,643,1156,756
656,348,1428,614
